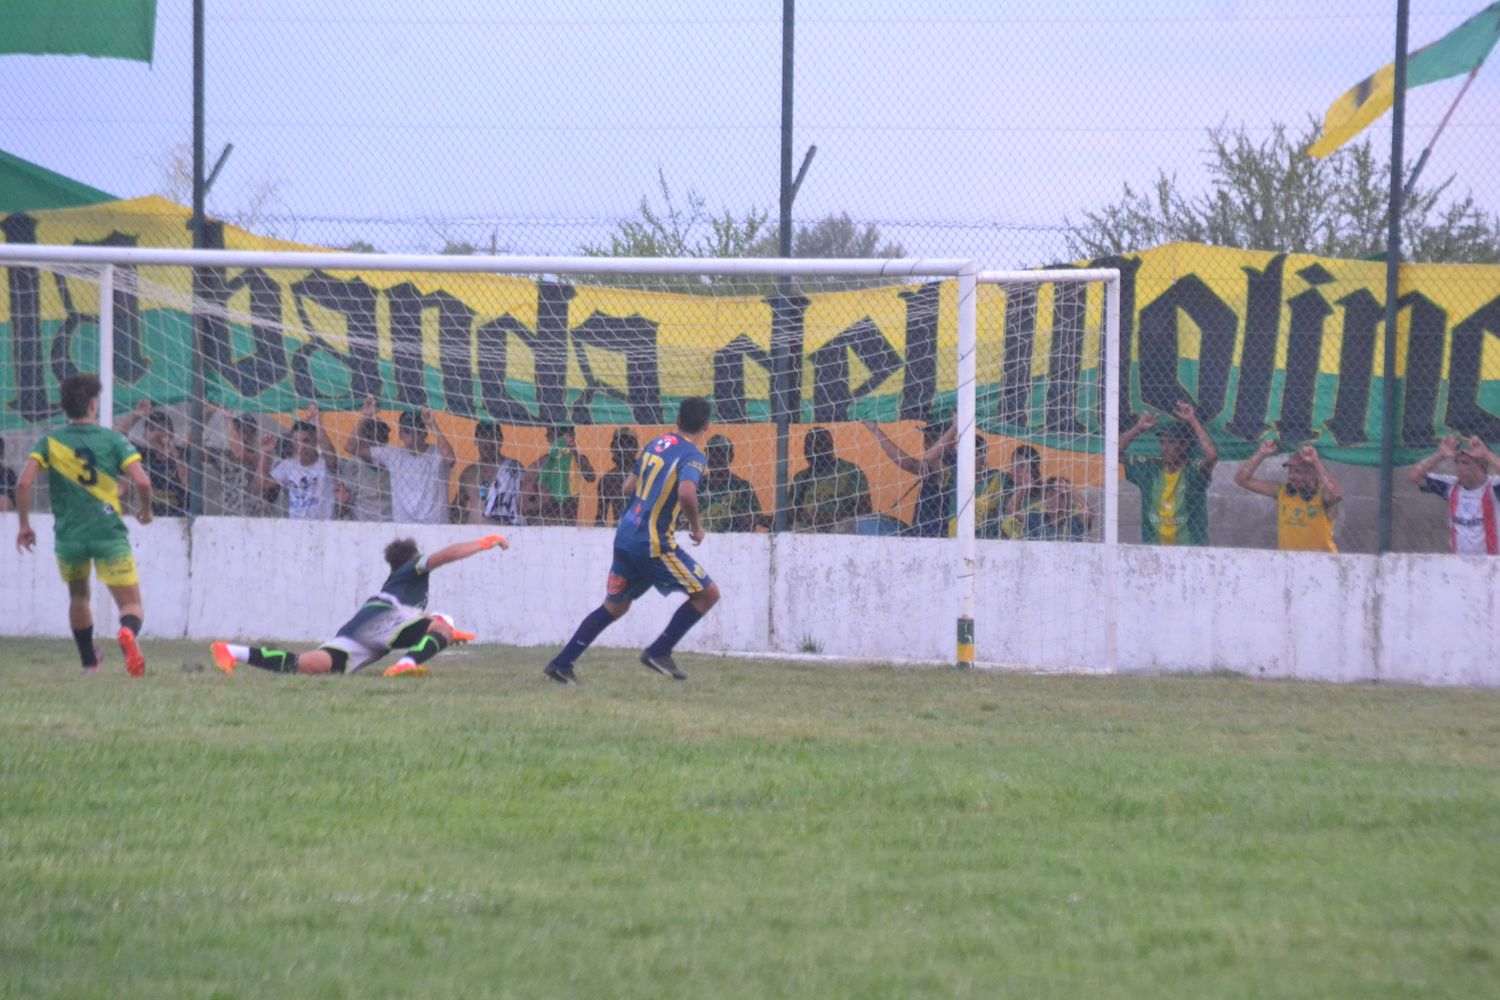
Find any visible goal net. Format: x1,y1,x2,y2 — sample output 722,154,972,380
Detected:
0,245,1116,670
970,269,1121,673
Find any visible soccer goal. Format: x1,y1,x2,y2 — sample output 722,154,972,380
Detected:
0,243,1116,670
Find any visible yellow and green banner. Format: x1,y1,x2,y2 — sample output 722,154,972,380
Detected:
3,196,1499,467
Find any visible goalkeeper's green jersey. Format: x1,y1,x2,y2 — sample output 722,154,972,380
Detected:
28,422,142,548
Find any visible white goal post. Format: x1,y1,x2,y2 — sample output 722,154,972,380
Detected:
966,268,1121,673
0,244,1118,671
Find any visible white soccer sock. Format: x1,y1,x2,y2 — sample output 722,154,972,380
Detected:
226,643,251,661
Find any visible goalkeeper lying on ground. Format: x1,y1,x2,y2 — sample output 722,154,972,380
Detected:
210,534,506,678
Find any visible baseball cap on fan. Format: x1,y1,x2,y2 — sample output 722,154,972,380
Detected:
1157,422,1195,443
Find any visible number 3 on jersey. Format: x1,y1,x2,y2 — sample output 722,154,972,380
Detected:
75,446,99,486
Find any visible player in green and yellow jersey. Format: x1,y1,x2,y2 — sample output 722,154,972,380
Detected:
15,374,155,676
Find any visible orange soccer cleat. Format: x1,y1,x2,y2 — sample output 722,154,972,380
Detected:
384,659,429,679
210,642,237,675
118,627,146,678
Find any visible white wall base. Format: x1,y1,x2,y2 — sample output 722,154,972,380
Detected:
3,513,1493,687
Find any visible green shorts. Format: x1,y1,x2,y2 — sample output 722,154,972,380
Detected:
56,535,137,587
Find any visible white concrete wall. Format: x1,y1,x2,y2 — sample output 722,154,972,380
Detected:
2,513,1495,687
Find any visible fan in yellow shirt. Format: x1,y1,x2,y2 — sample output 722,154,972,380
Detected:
1233,439,1342,553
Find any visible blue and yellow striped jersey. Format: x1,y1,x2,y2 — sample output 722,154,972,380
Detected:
616,432,706,557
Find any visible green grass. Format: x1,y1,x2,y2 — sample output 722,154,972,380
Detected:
2,638,1499,999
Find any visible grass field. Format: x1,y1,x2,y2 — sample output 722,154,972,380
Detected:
2,637,1498,999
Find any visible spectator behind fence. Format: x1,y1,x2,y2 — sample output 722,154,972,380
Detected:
1023,477,1091,541
791,426,871,533
1234,439,1342,552
358,407,454,525
271,405,342,520
457,420,527,525
997,445,1042,539
1409,435,1500,556
0,437,16,511
524,424,595,526
699,433,768,533
117,400,188,517
864,419,956,537
205,405,276,517
1118,402,1218,546
973,436,1008,539
594,427,639,527
343,396,393,522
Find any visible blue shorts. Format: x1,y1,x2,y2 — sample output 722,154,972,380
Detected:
607,546,712,602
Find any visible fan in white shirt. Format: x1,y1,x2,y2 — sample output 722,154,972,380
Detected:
1409,434,1500,555
355,406,455,524
270,405,342,521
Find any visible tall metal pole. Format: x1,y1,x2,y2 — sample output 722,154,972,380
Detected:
188,0,207,515
772,0,795,532
1378,0,1410,553
95,265,117,629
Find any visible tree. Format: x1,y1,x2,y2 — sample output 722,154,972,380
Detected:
748,211,904,259
158,143,292,240
581,168,771,261
432,228,506,256
580,171,903,291
1065,120,1500,263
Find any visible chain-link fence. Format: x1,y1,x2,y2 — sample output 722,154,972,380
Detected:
2,1,1498,554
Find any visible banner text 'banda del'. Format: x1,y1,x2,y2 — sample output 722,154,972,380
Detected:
3,196,1499,466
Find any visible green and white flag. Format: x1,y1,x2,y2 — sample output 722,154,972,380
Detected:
1309,3,1500,157
0,0,157,63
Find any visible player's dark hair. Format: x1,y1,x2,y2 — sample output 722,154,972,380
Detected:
677,396,710,434
146,409,175,434
59,374,102,420
289,420,317,438
384,537,419,570
1012,444,1042,476
475,421,501,443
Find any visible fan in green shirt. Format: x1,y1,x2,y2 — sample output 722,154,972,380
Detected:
790,426,872,532
15,375,155,676
699,435,768,533
1117,402,1219,546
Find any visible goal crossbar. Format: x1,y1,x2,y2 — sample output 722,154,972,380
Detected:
0,244,978,279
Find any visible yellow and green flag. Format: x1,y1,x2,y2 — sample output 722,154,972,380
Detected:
1308,3,1500,158
0,0,157,63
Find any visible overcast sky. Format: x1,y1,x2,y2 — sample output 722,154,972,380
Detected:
2,1,1495,262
